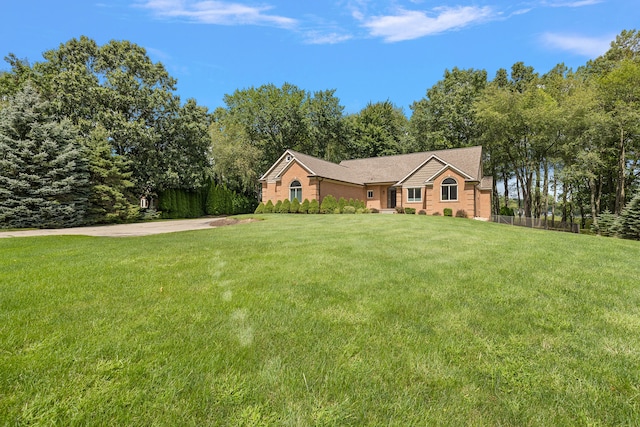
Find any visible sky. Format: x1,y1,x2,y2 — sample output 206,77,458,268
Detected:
1,1,638,114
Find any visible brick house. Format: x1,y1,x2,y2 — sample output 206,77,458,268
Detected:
259,146,493,219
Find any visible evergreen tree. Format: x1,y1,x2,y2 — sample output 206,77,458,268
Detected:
84,126,139,223
0,84,89,228
618,192,640,240
308,199,319,214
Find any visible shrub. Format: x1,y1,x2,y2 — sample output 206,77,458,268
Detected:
432,211,441,216
356,208,364,214
404,207,416,215
290,198,300,213
348,198,356,208
274,200,283,213
370,208,379,213
264,200,274,213
333,207,341,214
395,206,405,214
338,197,347,213
443,208,453,217
279,199,291,213
455,209,467,218
418,210,427,215
500,206,515,216
254,202,265,214
321,195,338,214
308,199,320,214
300,199,310,214
343,206,356,214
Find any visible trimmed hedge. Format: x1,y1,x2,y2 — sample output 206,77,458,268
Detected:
404,208,416,215
443,208,453,217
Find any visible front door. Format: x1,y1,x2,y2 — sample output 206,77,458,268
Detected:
387,187,396,209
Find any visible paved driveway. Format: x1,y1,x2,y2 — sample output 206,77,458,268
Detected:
0,218,229,238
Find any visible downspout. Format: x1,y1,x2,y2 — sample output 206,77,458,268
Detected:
474,184,477,218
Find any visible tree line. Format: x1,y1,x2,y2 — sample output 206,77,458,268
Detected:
1,31,639,231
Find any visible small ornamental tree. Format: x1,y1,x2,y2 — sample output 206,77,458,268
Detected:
618,192,640,240
274,200,283,213
254,202,265,214
308,198,320,214
264,200,274,213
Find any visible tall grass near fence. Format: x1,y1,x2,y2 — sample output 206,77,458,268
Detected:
1,215,639,425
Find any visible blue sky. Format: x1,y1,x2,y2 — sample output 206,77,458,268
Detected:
1,1,637,114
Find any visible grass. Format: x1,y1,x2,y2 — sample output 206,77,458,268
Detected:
1,214,639,425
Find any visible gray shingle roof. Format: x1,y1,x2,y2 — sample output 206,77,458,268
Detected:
263,146,486,185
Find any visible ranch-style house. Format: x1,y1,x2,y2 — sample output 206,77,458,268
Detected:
259,145,493,219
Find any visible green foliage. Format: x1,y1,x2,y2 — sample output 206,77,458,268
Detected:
418,210,427,215
618,192,640,240
455,209,467,218
264,200,274,213
290,198,300,213
500,206,515,216
443,208,453,217
343,206,356,214
395,206,405,214
592,209,618,236
346,100,410,158
308,199,319,214
338,197,347,213
300,199,310,214
254,202,265,214
404,207,416,214
84,126,139,224
280,199,291,213
0,84,90,228
274,200,283,213
410,67,487,151
320,195,338,214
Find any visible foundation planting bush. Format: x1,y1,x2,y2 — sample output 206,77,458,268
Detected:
343,206,356,214
290,198,300,213
279,199,291,213
274,200,282,213
444,208,453,217
320,195,338,214
418,210,427,215
404,208,416,215
300,199,310,214
308,199,320,214
455,209,467,218
264,200,274,213
254,202,265,214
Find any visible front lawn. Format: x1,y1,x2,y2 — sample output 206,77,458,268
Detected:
1,214,639,425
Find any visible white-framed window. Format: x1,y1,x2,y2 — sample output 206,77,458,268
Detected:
441,177,458,201
289,180,302,202
407,188,422,203
367,190,374,199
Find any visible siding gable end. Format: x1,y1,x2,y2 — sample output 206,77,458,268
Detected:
398,157,445,187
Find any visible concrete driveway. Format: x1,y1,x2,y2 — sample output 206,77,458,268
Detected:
0,218,230,238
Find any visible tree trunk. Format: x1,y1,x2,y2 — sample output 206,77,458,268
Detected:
615,127,626,214
589,176,598,231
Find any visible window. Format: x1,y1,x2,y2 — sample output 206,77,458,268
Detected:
441,177,458,201
407,188,422,203
289,180,302,202
367,190,374,199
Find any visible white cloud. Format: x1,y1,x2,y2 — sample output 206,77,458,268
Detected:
304,31,352,45
541,32,612,57
360,6,495,42
546,0,603,7
137,0,297,28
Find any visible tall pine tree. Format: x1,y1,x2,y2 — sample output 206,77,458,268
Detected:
0,83,89,228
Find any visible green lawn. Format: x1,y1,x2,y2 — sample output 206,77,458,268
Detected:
1,214,639,425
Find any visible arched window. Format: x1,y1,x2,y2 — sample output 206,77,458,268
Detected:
289,180,302,202
441,177,458,201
